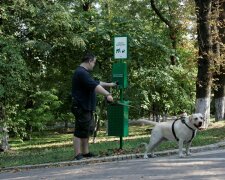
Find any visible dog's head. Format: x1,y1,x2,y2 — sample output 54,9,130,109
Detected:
189,113,205,130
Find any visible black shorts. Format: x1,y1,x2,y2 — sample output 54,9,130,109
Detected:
71,105,95,138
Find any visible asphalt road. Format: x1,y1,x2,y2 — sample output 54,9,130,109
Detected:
1,148,225,180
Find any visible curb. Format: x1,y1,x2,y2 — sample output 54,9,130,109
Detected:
1,140,225,173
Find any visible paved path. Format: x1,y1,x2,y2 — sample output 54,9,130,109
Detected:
1,148,225,180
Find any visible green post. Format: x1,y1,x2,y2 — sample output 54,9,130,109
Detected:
120,136,123,149
120,89,124,101
119,88,123,149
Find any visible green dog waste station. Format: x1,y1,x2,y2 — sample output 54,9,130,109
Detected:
107,35,129,149
107,64,129,149
108,61,128,137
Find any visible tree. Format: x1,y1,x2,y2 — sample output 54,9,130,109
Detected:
0,1,30,143
150,0,179,65
194,0,213,127
214,0,225,121
0,0,85,140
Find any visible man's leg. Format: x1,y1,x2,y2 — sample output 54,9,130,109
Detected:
73,111,94,159
73,136,81,156
81,137,95,157
81,137,89,154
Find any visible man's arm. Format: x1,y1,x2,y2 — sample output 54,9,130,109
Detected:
95,84,114,102
99,82,117,88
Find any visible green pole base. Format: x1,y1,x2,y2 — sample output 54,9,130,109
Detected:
120,136,123,149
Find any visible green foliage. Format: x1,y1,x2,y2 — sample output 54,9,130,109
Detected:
0,36,29,100
8,90,62,139
0,0,198,138
127,63,196,118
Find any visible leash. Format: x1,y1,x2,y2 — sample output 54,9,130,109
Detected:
172,117,196,143
116,101,135,108
108,101,138,109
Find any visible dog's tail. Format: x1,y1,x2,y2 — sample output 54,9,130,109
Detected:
129,119,158,126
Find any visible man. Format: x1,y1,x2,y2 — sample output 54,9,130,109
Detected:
71,52,116,160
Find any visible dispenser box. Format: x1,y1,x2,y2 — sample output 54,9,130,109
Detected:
107,101,129,137
112,62,128,89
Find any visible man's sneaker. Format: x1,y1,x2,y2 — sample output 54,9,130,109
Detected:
74,153,83,160
82,152,96,158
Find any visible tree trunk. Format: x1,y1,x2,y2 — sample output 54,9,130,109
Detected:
83,1,92,11
214,67,225,121
0,102,10,151
195,0,213,127
214,0,225,121
215,97,225,120
0,127,9,152
0,103,4,121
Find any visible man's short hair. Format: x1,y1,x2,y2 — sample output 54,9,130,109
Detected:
82,52,96,63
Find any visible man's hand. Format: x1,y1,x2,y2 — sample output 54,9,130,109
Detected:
110,82,118,87
106,94,113,102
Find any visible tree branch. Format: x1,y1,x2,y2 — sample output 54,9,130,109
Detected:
150,0,172,28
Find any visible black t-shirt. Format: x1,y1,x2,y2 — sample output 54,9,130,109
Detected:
71,66,99,111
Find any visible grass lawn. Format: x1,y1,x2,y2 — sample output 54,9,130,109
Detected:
0,120,225,168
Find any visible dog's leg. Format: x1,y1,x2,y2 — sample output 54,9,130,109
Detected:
178,139,185,158
144,144,157,158
144,138,163,159
142,143,149,159
143,143,151,159
186,142,192,156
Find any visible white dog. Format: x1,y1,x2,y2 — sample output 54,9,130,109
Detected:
139,113,204,158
